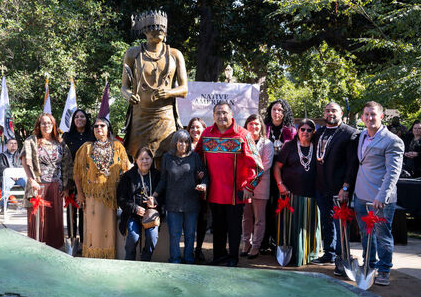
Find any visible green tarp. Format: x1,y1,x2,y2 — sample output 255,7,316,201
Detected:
0,227,368,297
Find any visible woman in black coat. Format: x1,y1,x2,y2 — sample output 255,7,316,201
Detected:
62,109,93,243
117,147,162,261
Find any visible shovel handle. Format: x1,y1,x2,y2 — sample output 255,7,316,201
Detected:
69,204,75,239
283,205,287,246
365,202,380,215
277,212,281,246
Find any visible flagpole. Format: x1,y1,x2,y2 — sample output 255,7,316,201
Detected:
43,72,52,114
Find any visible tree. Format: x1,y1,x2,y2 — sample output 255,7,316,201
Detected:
0,0,122,140
269,0,421,121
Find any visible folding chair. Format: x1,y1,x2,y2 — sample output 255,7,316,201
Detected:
2,167,26,220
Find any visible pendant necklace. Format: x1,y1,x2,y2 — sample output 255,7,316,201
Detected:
297,140,313,171
140,171,152,198
139,43,171,98
316,128,339,164
269,126,283,152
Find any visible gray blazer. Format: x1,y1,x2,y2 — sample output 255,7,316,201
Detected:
354,126,404,204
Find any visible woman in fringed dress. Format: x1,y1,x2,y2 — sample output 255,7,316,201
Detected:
74,117,130,259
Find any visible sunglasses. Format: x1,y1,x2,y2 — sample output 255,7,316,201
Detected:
300,128,313,133
94,124,106,128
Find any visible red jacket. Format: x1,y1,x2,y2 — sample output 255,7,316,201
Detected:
195,119,264,205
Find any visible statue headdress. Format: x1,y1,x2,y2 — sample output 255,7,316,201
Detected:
131,10,168,36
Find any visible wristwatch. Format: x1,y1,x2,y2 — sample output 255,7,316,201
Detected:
342,186,348,192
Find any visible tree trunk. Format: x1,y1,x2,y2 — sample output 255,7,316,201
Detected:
256,74,268,115
195,5,223,82
250,63,269,115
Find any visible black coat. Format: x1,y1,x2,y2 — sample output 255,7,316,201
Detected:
116,166,162,236
403,135,421,177
315,123,360,196
0,151,21,182
63,131,94,160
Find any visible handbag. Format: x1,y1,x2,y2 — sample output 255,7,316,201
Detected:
142,208,160,229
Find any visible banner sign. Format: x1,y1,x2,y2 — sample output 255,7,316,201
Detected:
177,81,260,127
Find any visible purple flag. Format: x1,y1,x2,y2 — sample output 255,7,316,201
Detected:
98,82,110,120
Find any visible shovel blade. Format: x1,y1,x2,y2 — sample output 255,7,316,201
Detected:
356,265,376,290
276,246,292,267
65,237,80,257
343,258,359,282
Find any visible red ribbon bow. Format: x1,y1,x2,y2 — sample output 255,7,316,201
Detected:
361,211,386,235
275,196,294,215
30,195,52,215
333,203,355,226
64,194,79,209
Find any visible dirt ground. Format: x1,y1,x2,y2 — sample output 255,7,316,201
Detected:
198,235,421,297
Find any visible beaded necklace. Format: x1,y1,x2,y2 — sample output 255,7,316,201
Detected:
316,127,339,164
90,140,114,176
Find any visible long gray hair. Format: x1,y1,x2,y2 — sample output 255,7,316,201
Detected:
169,130,192,156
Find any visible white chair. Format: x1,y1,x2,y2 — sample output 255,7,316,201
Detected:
2,167,26,217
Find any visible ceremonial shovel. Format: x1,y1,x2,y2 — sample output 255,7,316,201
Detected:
333,197,358,281
276,195,293,266
355,203,378,290
65,201,80,256
35,186,45,242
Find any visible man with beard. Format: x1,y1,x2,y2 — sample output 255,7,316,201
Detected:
311,102,359,277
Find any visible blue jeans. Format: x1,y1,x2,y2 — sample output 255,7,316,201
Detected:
167,211,199,264
125,218,158,261
315,190,341,260
0,177,26,207
354,195,395,273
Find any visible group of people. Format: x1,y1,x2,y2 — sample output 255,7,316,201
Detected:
5,97,408,288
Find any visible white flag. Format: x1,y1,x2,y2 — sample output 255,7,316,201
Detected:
0,76,15,139
43,78,52,114
59,78,77,133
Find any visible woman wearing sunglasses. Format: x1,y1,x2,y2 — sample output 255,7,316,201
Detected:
74,117,130,259
273,118,322,266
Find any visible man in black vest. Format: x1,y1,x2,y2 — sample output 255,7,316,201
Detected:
311,102,359,276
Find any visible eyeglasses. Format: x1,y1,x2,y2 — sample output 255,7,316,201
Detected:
94,124,106,128
300,128,313,133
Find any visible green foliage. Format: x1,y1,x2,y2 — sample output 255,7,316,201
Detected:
288,42,365,117
1,0,421,141
268,0,421,122
0,0,122,138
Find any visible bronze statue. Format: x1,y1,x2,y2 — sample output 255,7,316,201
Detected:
121,11,188,158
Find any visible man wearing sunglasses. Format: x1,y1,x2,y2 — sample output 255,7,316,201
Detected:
311,102,359,277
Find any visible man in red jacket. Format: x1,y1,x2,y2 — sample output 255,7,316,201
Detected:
195,102,263,267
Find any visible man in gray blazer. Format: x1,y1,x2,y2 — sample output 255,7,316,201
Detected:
354,101,404,286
